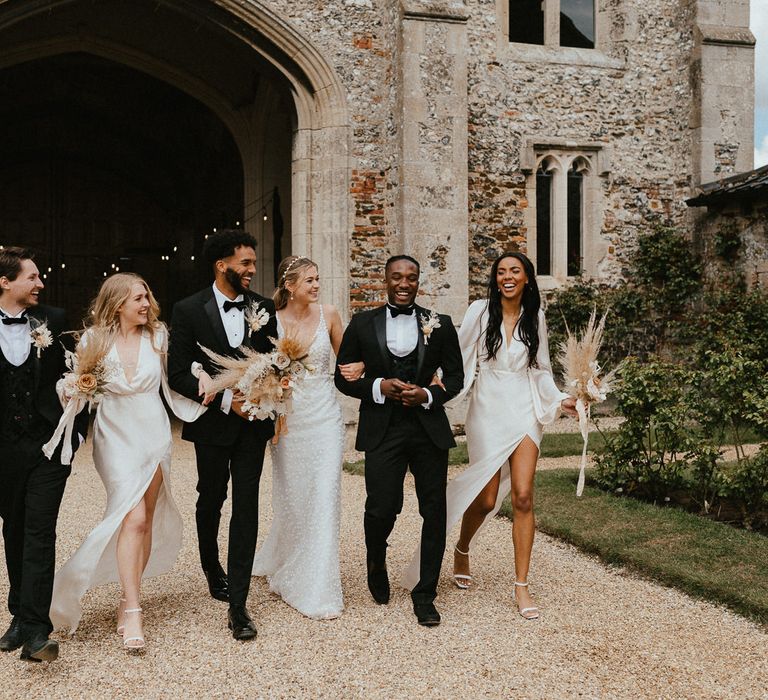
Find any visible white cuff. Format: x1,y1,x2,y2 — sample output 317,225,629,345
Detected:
220,388,233,414
421,388,433,409
372,378,385,404
191,361,203,379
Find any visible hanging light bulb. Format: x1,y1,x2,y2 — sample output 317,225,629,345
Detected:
235,221,240,226
61,263,66,269
173,246,178,252
213,228,217,233
103,272,107,277
111,263,116,269
43,273,47,279
47,267,52,272
115,266,120,272
190,255,195,261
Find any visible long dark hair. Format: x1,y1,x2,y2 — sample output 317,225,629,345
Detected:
483,252,540,367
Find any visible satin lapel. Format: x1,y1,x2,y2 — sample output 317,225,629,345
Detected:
373,306,391,369
415,304,426,379
204,294,231,353
26,307,44,390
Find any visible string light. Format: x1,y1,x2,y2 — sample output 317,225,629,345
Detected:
235,221,240,226
111,263,115,269
115,266,120,272
61,263,66,269
190,255,195,261
42,273,47,279
47,267,52,272
173,246,178,252
103,272,107,277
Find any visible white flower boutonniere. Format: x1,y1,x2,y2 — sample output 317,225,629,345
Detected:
245,301,270,333
29,320,53,358
420,310,441,345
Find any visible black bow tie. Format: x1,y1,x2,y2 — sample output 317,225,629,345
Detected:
387,304,414,318
1,313,28,325
223,299,247,313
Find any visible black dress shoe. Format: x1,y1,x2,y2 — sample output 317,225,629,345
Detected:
367,564,390,605
413,602,441,627
19,633,59,663
0,617,23,652
204,567,229,602
227,606,257,641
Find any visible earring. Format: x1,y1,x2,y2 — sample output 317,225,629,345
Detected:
290,292,294,301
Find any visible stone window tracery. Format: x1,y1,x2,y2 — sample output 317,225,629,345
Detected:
523,143,609,287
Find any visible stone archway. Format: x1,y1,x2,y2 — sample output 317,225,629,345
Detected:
0,0,351,314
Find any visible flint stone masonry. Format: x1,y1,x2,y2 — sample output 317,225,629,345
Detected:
259,0,755,312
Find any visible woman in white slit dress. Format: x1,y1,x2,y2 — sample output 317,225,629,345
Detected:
48,274,204,649
403,252,576,618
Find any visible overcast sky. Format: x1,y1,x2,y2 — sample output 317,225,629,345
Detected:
753,4,767,166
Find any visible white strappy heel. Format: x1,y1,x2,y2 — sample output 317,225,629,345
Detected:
122,608,145,651
514,581,540,620
453,545,473,589
116,596,127,636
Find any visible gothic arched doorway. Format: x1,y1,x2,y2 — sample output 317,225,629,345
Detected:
0,0,349,319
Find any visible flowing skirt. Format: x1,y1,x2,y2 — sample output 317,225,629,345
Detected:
50,392,182,633
402,368,550,589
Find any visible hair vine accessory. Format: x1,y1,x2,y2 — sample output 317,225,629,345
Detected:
281,257,302,282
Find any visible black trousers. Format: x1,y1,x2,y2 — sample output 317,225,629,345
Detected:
364,412,448,605
193,424,267,608
0,439,70,638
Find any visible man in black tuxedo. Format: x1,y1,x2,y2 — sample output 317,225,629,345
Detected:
0,247,87,662
168,230,276,641
335,255,463,626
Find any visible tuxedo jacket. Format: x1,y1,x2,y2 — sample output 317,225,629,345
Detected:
0,304,88,454
334,304,464,452
168,287,278,446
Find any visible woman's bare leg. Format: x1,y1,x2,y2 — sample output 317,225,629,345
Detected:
453,470,501,582
509,436,539,615
116,467,164,646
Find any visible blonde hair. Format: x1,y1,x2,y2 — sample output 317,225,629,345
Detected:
273,256,318,310
86,273,163,350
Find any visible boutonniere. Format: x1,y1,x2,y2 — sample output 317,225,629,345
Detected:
29,319,53,358
419,310,441,345
245,301,270,333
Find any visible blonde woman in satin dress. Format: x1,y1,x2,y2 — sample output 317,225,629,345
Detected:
403,252,576,619
49,274,205,650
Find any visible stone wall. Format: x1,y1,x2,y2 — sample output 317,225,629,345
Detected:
260,0,754,312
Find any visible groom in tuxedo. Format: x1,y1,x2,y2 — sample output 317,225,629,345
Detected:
335,255,463,626
0,247,87,662
168,230,276,641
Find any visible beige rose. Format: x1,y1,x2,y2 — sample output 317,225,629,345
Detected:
280,375,292,389
76,372,98,394
273,352,290,370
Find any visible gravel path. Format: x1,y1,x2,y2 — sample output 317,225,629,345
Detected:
1,426,767,699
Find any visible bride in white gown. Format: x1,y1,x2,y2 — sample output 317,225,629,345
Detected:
403,253,576,618
248,256,361,619
48,274,204,649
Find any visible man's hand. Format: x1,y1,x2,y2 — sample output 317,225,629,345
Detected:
380,378,409,401
400,384,429,407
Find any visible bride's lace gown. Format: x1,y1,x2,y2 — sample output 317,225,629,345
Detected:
49,327,204,632
252,306,344,619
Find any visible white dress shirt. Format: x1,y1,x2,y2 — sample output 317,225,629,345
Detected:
211,283,246,414
372,306,432,408
0,308,31,366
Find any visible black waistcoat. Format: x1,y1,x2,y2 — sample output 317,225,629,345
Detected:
0,349,49,442
387,345,419,384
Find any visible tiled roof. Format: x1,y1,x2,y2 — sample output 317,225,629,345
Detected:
686,163,768,207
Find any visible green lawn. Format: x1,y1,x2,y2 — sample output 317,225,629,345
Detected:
499,469,768,625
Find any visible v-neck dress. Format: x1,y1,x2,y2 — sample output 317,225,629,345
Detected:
251,305,344,619
402,300,568,589
50,326,205,633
